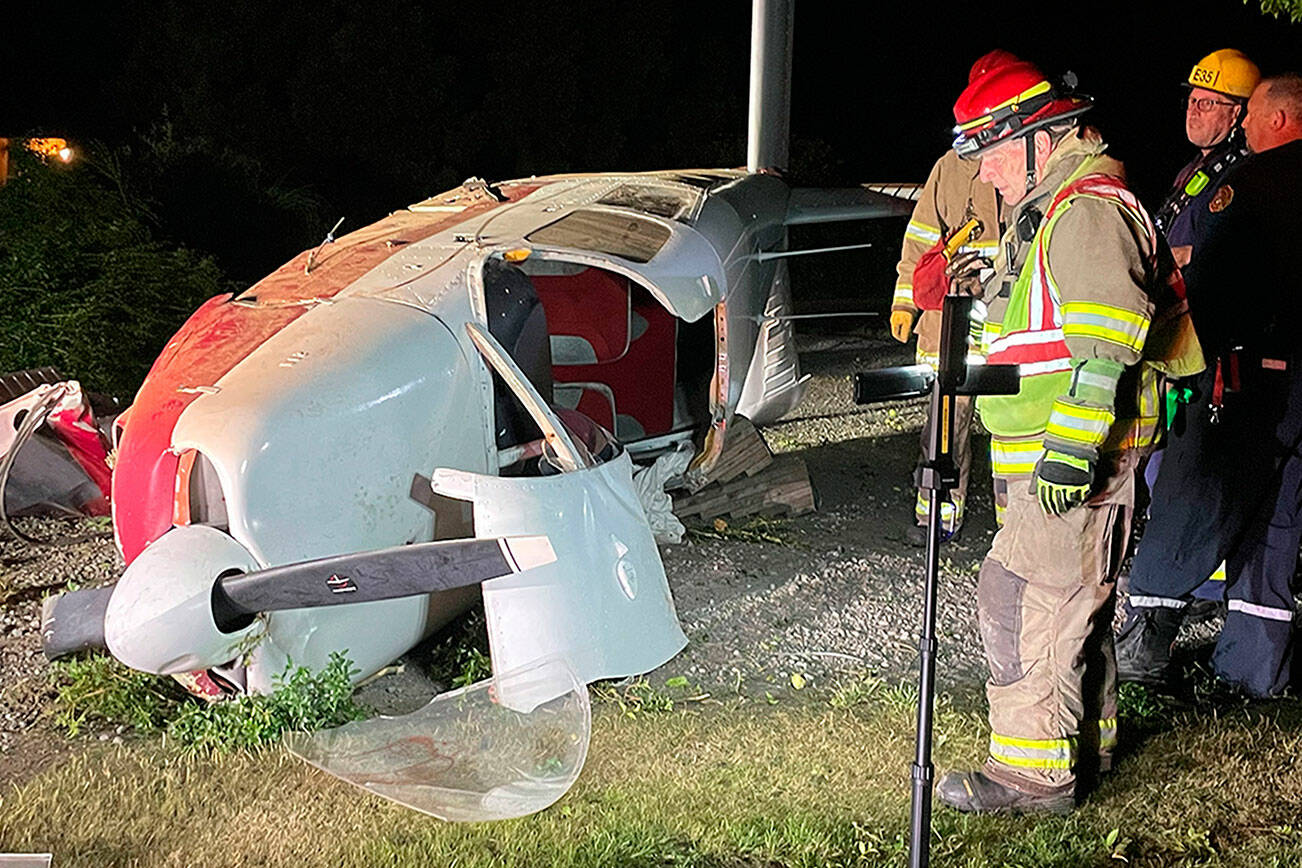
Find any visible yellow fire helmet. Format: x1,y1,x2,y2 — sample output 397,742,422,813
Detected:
1187,49,1261,100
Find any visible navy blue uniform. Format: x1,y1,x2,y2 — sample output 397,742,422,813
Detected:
1154,139,1251,248
1145,138,1251,603
1127,139,1302,696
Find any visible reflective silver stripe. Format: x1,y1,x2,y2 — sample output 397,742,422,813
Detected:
1128,595,1186,609
1076,369,1121,393
1227,599,1294,622
905,222,941,244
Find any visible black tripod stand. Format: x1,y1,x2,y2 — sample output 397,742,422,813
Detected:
855,293,1018,868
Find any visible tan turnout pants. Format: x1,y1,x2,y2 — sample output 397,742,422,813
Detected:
976,448,1137,794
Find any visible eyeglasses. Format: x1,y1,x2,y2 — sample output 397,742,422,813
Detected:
1186,95,1238,112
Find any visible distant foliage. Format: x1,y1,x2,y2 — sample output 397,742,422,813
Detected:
113,116,324,283
0,146,232,398
1257,0,1302,22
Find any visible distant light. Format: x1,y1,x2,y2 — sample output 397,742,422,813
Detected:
26,137,74,163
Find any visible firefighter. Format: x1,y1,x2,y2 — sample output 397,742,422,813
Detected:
1117,52,1261,664
1117,75,1302,697
1155,50,1260,265
913,59,1199,813
891,51,1005,545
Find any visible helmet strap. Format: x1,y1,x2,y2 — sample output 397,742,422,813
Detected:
1024,134,1037,194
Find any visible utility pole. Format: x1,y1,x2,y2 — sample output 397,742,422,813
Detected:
747,0,793,173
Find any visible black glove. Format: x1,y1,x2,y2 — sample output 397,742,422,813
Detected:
944,250,991,297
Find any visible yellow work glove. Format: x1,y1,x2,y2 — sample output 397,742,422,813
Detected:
889,309,915,343
1034,449,1093,516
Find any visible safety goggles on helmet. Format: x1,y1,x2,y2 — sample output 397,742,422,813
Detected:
952,68,1093,159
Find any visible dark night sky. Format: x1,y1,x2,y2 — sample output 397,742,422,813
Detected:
5,0,1302,278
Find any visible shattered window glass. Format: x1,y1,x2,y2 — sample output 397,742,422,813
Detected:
526,210,672,264
595,184,701,221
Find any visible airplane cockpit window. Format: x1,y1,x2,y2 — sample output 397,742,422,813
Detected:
595,184,701,222
525,209,671,264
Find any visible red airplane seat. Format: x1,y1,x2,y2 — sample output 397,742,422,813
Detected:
553,382,616,433
604,295,677,436
532,269,630,364
550,290,677,439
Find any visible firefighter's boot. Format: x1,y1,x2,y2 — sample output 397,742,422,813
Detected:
1115,602,1185,687
936,770,1074,815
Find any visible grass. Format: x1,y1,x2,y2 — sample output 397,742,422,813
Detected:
6,672,1302,867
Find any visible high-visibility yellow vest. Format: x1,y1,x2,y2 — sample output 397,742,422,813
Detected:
978,166,1201,449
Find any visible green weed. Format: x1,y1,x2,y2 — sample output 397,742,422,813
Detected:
50,655,187,736
1117,680,1176,729
828,673,881,709
449,646,491,689
50,652,367,750
591,678,677,717
166,652,368,752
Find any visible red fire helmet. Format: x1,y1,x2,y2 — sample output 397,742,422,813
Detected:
968,49,1020,84
951,61,1093,158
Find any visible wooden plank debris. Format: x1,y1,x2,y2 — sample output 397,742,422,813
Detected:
672,417,815,521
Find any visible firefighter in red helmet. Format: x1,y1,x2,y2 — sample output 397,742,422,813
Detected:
914,60,1202,813
889,52,1005,543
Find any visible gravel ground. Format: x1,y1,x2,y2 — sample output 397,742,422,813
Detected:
0,517,119,761
655,330,995,700
0,328,1239,781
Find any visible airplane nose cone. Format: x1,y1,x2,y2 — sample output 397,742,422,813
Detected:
105,525,261,675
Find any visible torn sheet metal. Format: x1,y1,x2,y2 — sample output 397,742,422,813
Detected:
431,451,686,707
285,659,589,822
1,379,111,518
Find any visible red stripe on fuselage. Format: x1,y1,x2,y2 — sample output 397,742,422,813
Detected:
112,201,502,563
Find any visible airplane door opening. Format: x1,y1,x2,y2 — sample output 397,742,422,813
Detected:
517,259,714,447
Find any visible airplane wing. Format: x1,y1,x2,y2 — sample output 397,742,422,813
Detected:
784,185,920,226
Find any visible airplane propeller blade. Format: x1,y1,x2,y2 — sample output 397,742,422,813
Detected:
211,536,555,631
41,535,555,660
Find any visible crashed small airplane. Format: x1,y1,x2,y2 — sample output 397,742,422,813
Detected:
36,0,914,819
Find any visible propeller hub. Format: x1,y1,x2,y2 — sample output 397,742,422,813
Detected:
105,525,261,675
